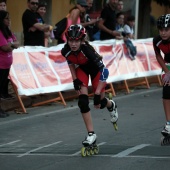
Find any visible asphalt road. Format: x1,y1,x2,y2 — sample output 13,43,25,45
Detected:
0,85,170,170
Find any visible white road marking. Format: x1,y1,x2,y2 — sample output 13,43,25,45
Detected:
0,140,21,147
0,153,169,159
112,144,151,158
17,141,62,157
71,142,106,156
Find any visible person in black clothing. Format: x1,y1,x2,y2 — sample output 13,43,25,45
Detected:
83,0,100,41
22,0,52,46
98,0,120,40
153,14,170,137
61,24,118,147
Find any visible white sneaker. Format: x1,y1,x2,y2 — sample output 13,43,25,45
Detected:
82,133,97,146
161,123,170,136
108,100,118,123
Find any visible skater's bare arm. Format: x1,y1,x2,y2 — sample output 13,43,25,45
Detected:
156,53,169,73
69,64,77,80
98,19,120,37
69,64,82,95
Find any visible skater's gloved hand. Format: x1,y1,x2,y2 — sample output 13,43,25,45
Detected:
93,94,101,106
162,71,170,85
73,78,83,90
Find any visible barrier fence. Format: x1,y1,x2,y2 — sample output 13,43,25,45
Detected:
9,38,161,113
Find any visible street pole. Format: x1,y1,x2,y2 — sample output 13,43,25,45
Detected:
135,0,139,39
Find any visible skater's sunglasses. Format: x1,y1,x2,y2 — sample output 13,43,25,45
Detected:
30,2,39,6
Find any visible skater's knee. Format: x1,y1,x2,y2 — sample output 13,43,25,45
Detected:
78,94,90,113
100,97,107,109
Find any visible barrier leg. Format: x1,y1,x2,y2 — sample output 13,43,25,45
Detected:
10,81,27,114
32,92,66,107
124,80,130,94
144,77,150,89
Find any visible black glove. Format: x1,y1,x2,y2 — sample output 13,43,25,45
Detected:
73,79,83,90
93,94,101,105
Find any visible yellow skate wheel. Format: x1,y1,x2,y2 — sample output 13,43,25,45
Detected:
90,148,94,155
108,93,113,100
113,123,118,131
94,146,99,154
81,147,87,157
86,149,91,156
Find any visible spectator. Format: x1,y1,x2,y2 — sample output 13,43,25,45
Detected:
0,10,19,117
0,0,15,102
59,0,88,44
36,1,53,47
22,0,52,46
123,15,135,39
83,0,100,41
98,0,121,40
123,15,136,60
115,12,124,40
0,0,6,11
116,0,123,12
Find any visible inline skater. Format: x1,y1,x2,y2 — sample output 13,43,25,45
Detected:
61,24,118,152
153,14,170,144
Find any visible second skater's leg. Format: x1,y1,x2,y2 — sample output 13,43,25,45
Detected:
161,86,170,136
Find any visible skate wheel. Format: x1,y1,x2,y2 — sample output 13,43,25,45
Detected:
161,136,170,146
108,93,112,100
90,148,94,155
113,123,118,131
81,147,86,157
86,149,91,156
94,146,99,154
161,137,165,146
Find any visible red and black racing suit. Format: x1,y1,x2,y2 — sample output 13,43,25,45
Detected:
61,42,109,92
153,35,170,99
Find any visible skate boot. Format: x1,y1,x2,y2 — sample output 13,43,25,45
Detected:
161,123,170,136
161,122,170,146
81,133,99,157
107,100,118,130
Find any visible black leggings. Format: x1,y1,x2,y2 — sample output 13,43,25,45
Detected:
0,68,10,96
162,85,170,100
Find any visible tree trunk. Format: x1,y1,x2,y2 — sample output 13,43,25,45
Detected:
138,0,152,38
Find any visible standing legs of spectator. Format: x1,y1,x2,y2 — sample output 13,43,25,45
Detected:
0,69,10,118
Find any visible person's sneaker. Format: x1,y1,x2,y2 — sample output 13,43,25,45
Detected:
0,108,7,118
107,100,118,123
161,123,170,136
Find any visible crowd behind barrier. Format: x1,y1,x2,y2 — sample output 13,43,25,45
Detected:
9,38,161,96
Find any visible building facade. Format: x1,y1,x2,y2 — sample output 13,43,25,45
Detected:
6,0,170,45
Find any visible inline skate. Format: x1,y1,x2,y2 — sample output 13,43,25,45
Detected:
81,133,99,157
161,123,170,146
108,93,118,131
